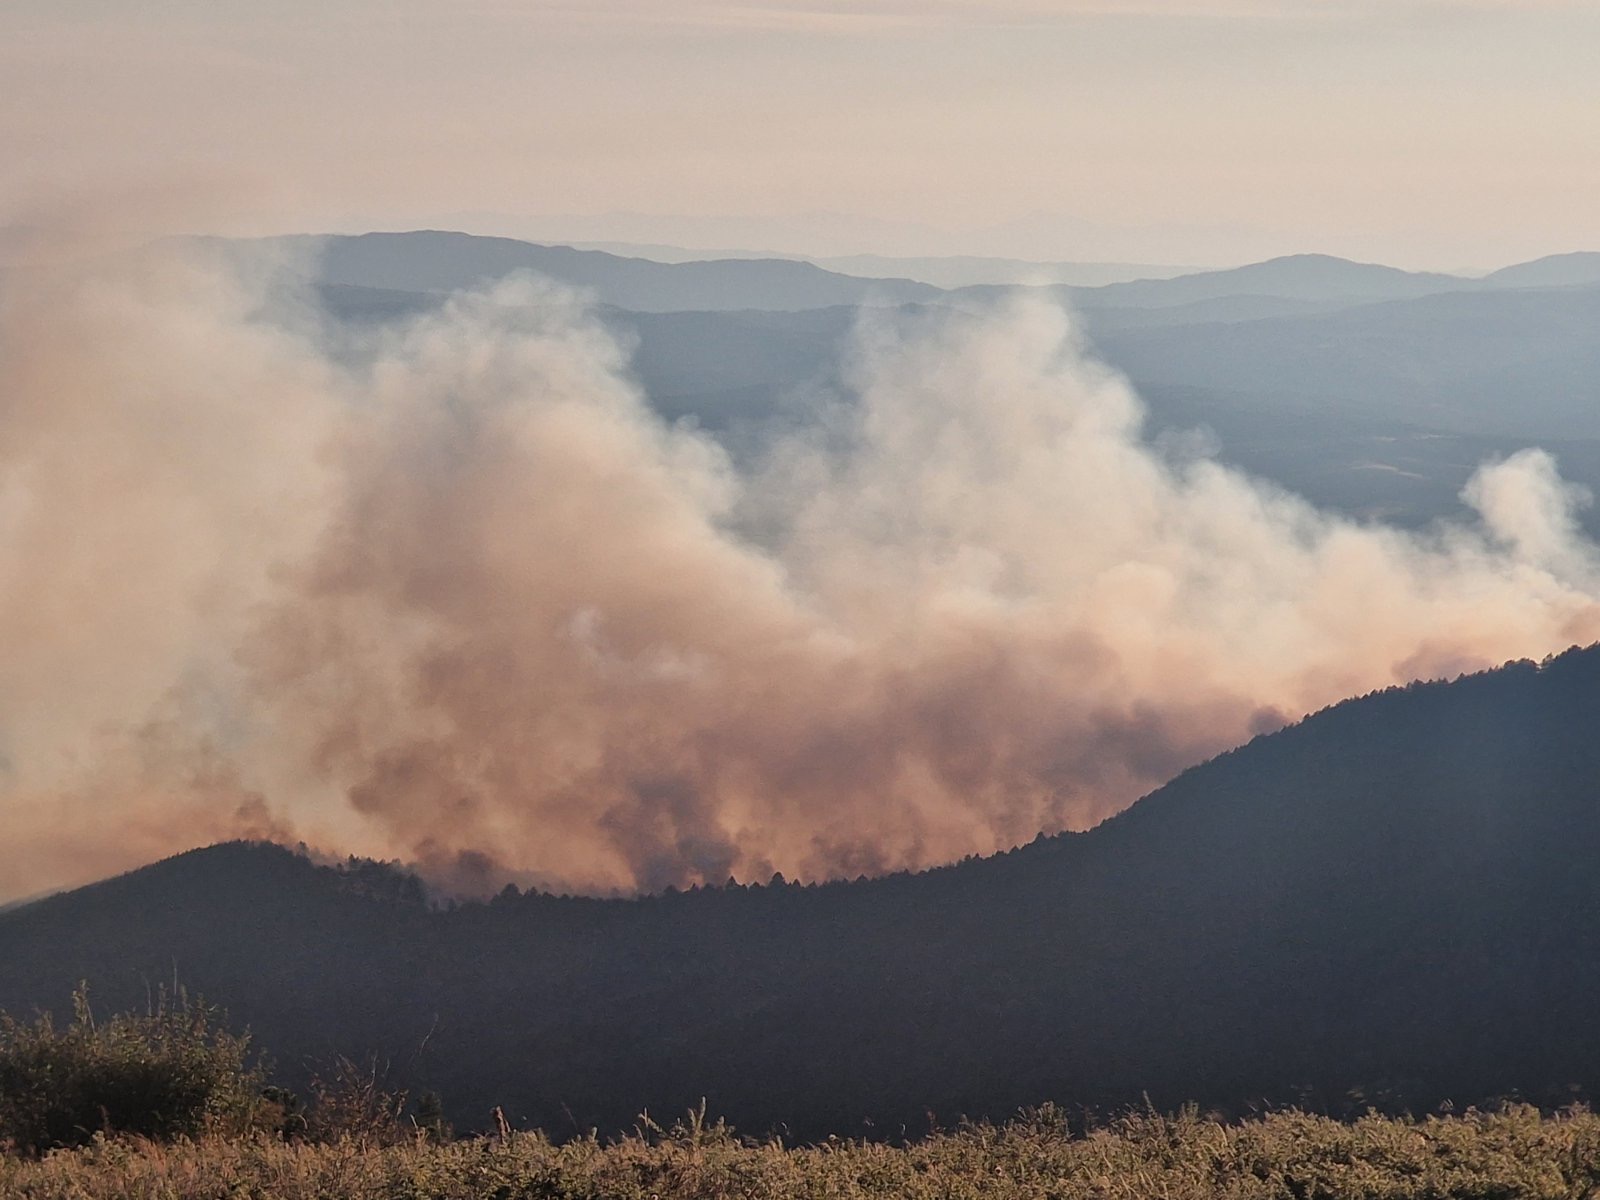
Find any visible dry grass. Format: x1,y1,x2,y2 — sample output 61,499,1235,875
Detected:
4,1103,1600,1199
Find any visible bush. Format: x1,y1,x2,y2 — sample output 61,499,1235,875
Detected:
302,1053,409,1145
0,985,266,1154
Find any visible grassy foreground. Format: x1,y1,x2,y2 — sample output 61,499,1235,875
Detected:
5,1105,1600,1200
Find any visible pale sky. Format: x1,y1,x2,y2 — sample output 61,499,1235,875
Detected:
4,0,1599,268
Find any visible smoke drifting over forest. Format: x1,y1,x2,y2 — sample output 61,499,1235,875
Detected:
4,240,1600,900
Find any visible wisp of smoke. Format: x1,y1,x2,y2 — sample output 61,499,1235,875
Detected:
3,242,1598,900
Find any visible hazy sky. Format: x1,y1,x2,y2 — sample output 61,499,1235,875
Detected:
4,0,1599,267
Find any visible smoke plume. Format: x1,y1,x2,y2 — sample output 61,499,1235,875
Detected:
3,241,1598,900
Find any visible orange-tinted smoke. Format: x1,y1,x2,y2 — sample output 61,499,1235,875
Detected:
3,243,1599,901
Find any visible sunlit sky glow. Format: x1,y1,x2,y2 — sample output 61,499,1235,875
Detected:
4,0,1599,267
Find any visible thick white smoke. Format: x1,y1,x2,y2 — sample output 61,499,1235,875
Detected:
2,242,1597,900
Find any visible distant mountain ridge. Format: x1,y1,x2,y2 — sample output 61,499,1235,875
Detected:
1065,252,1472,308
1095,282,1600,439
288,237,1600,539
1482,252,1600,290
302,256,1600,533
191,230,1600,316
553,242,1199,288
7,646,1600,1135
265,231,943,313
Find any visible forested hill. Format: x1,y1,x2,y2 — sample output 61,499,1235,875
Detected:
6,646,1600,1136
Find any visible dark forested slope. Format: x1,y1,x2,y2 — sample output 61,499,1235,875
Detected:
6,648,1600,1135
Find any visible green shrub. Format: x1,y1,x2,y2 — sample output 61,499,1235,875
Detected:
0,985,266,1154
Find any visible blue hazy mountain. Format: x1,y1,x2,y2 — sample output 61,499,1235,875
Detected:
1068,253,1472,308
306,262,1600,532
1480,252,1600,290
286,231,943,313
1095,284,1600,440
283,232,1600,325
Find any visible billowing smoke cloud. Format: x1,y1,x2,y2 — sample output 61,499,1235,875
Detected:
3,241,1599,901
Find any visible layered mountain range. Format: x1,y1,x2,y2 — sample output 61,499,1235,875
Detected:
271,232,1600,533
